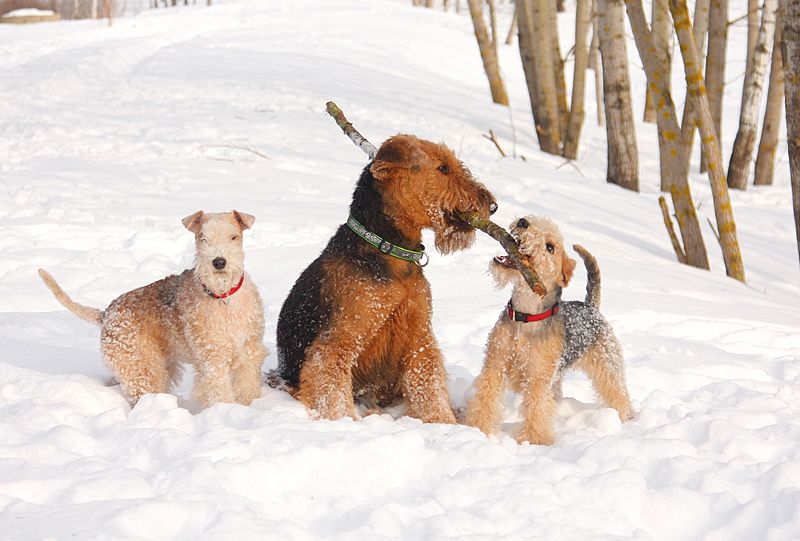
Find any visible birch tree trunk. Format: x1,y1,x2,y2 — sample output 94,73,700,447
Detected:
487,0,498,46
589,3,605,126
728,0,779,190
754,14,784,185
675,0,710,177
597,0,639,191
563,0,591,159
780,0,800,265
625,0,710,269
517,0,562,153
644,0,672,123
744,0,760,96
670,0,746,281
467,0,509,105
702,0,728,173
550,1,569,137
505,7,518,44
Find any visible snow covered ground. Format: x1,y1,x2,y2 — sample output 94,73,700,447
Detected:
1,0,799,538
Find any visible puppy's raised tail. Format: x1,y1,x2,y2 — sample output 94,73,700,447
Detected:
572,245,600,308
38,269,103,325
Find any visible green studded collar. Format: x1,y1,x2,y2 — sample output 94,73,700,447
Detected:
346,215,428,267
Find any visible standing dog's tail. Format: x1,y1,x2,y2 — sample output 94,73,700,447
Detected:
38,269,103,325
572,245,601,308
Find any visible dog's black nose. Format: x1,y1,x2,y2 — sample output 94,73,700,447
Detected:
489,201,498,215
212,257,226,270
516,218,529,229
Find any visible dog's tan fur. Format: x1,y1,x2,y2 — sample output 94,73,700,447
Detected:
39,211,267,408
466,215,632,445
276,135,497,423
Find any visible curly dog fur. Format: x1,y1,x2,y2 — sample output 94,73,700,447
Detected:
39,210,267,408
466,215,633,444
276,134,497,423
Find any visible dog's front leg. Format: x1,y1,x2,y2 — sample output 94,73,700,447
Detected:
232,335,268,405
400,335,457,424
516,370,557,445
466,320,513,435
298,286,403,421
193,349,237,407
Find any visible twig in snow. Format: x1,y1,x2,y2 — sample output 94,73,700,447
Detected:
482,129,507,157
659,196,688,264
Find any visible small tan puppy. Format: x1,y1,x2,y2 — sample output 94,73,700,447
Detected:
466,215,632,445
39,210,267,408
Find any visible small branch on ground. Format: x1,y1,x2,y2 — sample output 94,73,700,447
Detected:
482,129,507,157
706,217,722,245
658,196,688,264
323,100,546,298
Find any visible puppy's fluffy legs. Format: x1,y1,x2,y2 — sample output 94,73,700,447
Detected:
516,373,557,445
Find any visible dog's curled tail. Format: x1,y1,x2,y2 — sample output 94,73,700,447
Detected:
38,269,103,326
572,244,600,308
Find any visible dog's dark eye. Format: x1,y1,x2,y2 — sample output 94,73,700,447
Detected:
546,242,555,254
438,164,450,174
231,235,239,241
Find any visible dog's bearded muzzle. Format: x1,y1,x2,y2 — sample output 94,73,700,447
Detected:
433,184,497,255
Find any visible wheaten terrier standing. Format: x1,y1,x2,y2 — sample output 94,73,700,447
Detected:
38,210,267,408
466,215,632,445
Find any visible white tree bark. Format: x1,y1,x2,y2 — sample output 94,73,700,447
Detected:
728,0,779,190
754,14,784,185
597,0,639,191
467,0,509,105
563,0,591,159
589,2,605,126
517,0,562,153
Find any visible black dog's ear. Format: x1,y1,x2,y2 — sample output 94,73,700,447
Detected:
370,134,426,181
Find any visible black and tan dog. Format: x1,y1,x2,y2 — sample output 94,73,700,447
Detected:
276,134,496,423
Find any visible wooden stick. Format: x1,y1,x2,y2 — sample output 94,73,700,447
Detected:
658,196,688,264
324,101,547,297
325,102,378,159
482,129,507,157
455,210,548,297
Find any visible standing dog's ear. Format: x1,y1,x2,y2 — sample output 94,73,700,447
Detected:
370,134,426,181
233,210,256,230
182,211,204,233
558,252,577,287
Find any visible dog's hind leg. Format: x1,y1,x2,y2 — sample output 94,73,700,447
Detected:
579,339,633,422
298,284,403,420
101,330,171,405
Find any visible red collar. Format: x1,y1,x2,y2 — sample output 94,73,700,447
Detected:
507,300,559,322
202,275,244,299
